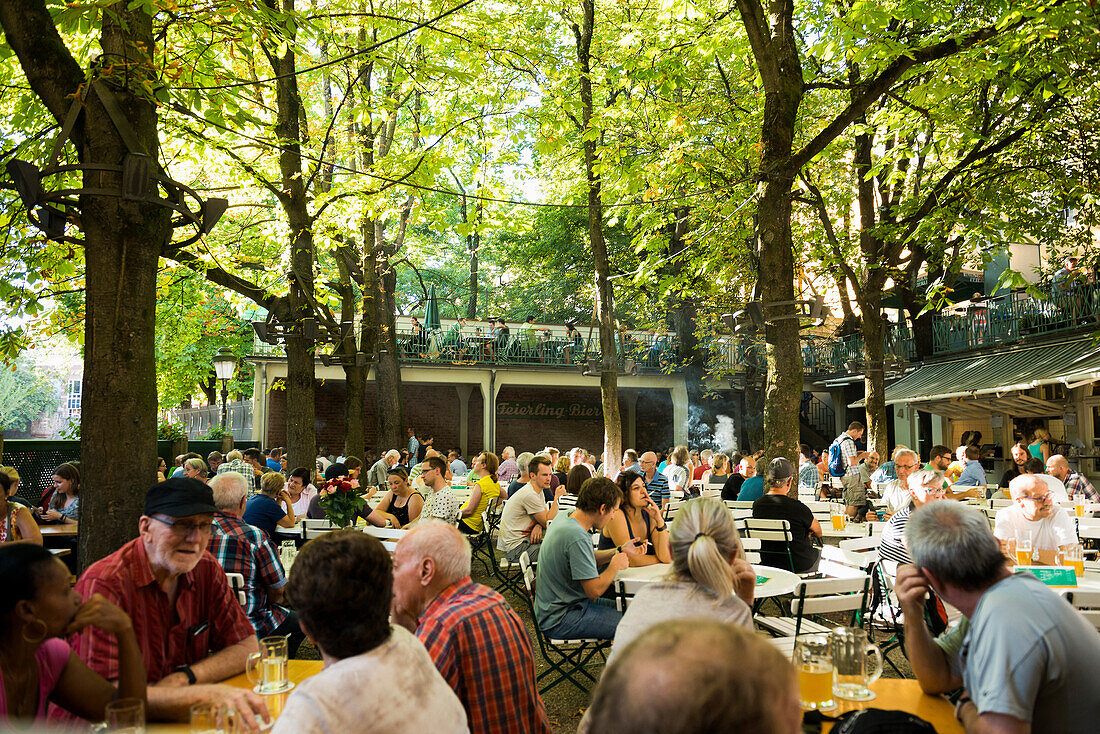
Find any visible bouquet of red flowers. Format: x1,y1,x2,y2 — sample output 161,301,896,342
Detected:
318,475,365,528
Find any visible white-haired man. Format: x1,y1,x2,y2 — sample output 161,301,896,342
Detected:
878,449,922,516
497,447,518,484
368,449,401,489
904,501,1100,731
994,474,1076,565
66,478,268,728
391,523,551,734
208,472,304,657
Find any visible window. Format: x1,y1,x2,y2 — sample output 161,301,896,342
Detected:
67,380,81,418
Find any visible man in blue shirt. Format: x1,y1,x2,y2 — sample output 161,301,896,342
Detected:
954,445,987,487
639,451,670,509
534,477,643,640
266,448,282,473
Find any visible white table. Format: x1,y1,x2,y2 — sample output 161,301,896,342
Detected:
820,524,871,539
615,563,800,598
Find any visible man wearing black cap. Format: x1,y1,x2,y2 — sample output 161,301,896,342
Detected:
750,457,823,573
67,478,269,728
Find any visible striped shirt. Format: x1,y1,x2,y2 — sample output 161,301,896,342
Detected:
417,579,551,734
878,504,914,565
644,470,670,507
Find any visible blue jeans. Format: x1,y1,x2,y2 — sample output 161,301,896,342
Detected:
543,598,621,640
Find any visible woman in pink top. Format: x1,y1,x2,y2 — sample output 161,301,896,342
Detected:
0,544,145,723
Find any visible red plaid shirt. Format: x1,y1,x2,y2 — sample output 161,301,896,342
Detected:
416,578,551,734
1065,471,1100,502
71,537,255,682
208,512,289,636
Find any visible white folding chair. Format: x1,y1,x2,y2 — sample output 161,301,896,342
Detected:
302,518,336,539
757,575,871,655
819,545,876,576
614,576,651,612
725,500,755,510
839,536,880,553
992,499,1013,508
1061,589,1100,630
225,572,247,606
740,537,762,564
363,526,407,541
742,518,796,573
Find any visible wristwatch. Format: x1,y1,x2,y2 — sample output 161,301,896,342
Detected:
174,664,197,685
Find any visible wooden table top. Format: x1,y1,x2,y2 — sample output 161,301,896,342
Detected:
822,679,960,733
148,660,323,732
145,662,956,733
40,523,78,536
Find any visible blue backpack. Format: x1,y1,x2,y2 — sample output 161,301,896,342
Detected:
827,435,851,477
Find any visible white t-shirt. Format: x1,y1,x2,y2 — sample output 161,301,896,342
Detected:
993,505,1076,550
497,483,547,552
880,480,910,515
272,626,468,734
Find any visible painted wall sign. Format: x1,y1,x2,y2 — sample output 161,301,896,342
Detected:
496,400,602,420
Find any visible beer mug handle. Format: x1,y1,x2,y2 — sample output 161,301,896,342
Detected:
865,643,883,685
245,651,262,686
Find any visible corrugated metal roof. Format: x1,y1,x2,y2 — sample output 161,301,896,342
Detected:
850,337,1100,407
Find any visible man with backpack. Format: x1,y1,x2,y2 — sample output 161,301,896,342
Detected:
829,421,874,520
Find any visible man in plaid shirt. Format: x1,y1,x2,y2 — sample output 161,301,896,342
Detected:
208,471,305,656
1047,454,1100,502
391,523,551,734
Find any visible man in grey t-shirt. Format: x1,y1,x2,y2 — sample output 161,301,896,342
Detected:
906,501,1100,732
533,477,643,640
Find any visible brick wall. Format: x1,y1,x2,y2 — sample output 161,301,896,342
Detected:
495,386,606,456
265,379,692,459
267,380,483,457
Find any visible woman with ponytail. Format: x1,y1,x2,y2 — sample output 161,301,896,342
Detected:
606,498,755,664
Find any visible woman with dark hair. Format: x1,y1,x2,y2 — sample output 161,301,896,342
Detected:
374,467,423,529
274,531,467,733
155,457,168,483
598,471,671,567
36,463,80,525
0,544,144,722
0,471,41,545
566,464,591,496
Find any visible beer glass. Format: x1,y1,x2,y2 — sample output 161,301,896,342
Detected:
830,503,845,531
92,698,145,734
1075,494,1086,518
793,634,836,711
1016,534,1033,566
831,627,883,701
1064,543,1085,575
246,636,293,694
1004,537,1016,563
190,702,238,734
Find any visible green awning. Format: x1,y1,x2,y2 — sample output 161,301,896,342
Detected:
850,337,1100,408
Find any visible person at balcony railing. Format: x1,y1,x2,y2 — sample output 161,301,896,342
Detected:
492,318,510,358
1028,427,1052,463
1052,256,1081,293
563,321,583,363
443,317,468,350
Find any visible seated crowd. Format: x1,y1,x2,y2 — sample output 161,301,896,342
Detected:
2,428,1100,733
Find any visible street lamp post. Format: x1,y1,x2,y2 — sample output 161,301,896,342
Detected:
213,348,236,434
